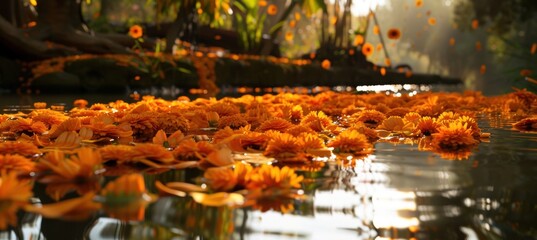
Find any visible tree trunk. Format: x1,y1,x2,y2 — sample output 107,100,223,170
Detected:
28,0,129,54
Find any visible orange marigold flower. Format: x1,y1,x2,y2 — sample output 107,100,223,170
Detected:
173,139,217,160
229,131,270,152
428,17,436,25
362,42,374,57
0,154,35,174
285,125,316,136
415,0,423,7
132,143,175,165
264,133,304,160
386,107,410,117
455,116,481,138
0,171,33,230
267,4,278,15
73,99,88,109
513,117,537,131
204,167,238,192
212,126,237,144
129,25,143,39
99,145,136,163
246,165,303,190
403,112,422,125
328,130,373,155
354,109,386,128
33,102,47,109
417,116,440,136
431,122,478,151
257,117,294,132
520,69,533,77
387,28,402,40
321,59,331,70
0,141,40,156
29,109,67,127
209,102,240,117
298,132,326,150
101,174,154,221
300,111,335,132
218,114,249,129
377,116,415,132
437,111,460,123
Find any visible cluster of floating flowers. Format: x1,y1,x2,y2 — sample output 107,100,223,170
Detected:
1,89,536,228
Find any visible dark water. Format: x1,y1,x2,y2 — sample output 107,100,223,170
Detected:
1,93,536,240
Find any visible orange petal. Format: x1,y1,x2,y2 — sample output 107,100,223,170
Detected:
155,181,187,197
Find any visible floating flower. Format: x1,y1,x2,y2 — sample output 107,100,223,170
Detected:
0,154,35,174
377,116,415,133
328,130,373,155
428,17,437,26
431,122,478,151
0,141,40,157
173,139,216,160
300,111,336,132
321,59,331,70
129,25,143,39
513,117,537,131
131,143,175,167
257,117,294,132
354,109,386,128
264,132,305,161
218,114,249,129
416,116,440,136
415,0,423,7
73,99,88,109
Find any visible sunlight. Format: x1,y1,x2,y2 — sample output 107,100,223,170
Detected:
352,0,387,16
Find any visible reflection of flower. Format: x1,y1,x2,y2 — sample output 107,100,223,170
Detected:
246,165,303,190
328,130,373,155
25,192,101,221
0,171,33,230
101,174,155,221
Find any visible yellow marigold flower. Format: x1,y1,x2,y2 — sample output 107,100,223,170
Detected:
246,165,303,190
263,132,304,159
417,116,440,136
0,154,35,174
218,114,249,129
0,141,40,156
0,171,33,230
129,25,143,39
354,109,386,128
328,130,373,155
513,117,537,131
257,117,294,132
431,122,478,151
204,167,238,192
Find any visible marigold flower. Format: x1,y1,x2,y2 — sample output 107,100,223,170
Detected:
285,125,316,136
132,143,175,165
173,139,217,160
321,59,331,70
0,154,35,174
417,116,440,136
129,25,143,39
218,114,249,129
428,17,436,25
362,42,374,57
208,103,240,117
431,122,478,151
328,130,373,155
0,141,40,156
298,133,325,150
99,145,136,163
267,4,278,15
300,111,335,132
354,109,386,128
73,99,88,109
377,116,415,132
263,133,304,160
513,117,537,131
0,171,33,230
257,117,294,132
